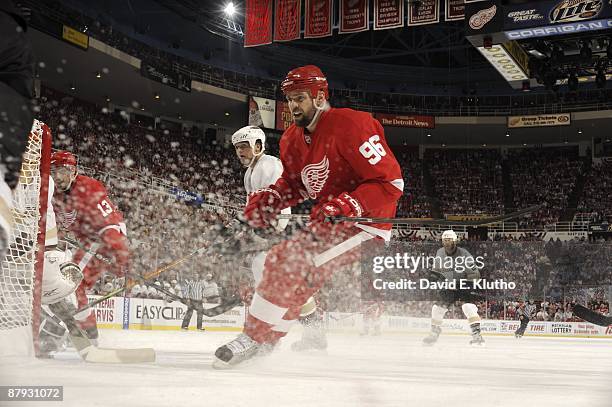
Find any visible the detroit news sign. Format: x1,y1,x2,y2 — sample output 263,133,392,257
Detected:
507,113,571,128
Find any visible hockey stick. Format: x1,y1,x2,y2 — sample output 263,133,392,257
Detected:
64,237,113,264
138,279,241,317
572,304,612,327
278,204,544,226
71,242,220,317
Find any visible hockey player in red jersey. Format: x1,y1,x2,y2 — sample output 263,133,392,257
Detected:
50,151,129,342
213,65,404,368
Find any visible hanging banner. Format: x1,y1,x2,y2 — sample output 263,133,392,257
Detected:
274,0,301,42
305,0,333,38
340,0,369,33
244,0,273,47
374,0,404,30
248,96,276,129
276,101,293,131
408,0,440,26
445,0,465,21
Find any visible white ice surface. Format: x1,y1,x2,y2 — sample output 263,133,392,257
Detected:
1,329,611,407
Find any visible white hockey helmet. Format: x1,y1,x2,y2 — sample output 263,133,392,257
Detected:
231,125,266,154
441,230,457,241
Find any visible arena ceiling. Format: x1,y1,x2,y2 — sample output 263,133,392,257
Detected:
54,0,507,93
28,29,247,128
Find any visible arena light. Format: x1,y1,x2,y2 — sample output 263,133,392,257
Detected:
224,2,236,16
477,44,529,83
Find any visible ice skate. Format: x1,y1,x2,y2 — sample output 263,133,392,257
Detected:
213,333,270,369
291,312,327,352
469,323,485,346
470,333,486,346
422,325,442,346
291,327,327,352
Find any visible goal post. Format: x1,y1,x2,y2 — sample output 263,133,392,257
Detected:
0,119,51,357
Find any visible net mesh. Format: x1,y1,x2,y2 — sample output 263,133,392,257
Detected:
0,120,47,332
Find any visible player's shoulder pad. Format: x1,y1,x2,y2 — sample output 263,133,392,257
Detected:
75,175,108,194
279,124,300,147
327,108,377,139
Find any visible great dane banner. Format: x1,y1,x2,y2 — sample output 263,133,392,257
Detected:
374,0,405,30
274,0,301,42
340,0,369,34
245,0,273,47
305,0,333,38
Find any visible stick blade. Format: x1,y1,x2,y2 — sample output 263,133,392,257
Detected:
85,347,156,363
573,304,612,327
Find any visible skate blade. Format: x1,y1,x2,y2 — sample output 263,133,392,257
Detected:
85,347,156,363
212,357,233,370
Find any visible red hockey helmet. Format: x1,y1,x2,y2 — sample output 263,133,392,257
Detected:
51,151,77,167
281,65,329,99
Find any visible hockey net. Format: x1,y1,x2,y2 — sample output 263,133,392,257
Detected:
0,119,51,356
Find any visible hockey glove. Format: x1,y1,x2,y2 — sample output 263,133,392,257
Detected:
244,186,285,228
310,192,363,222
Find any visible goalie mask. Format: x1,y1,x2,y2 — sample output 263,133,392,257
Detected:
441,230,458,254
41,250,83,305
231,126,265,167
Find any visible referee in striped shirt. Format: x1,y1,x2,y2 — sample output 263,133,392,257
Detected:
180,273,205,331
515,300,536,338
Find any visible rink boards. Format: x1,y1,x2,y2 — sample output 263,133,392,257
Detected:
88,296,612,338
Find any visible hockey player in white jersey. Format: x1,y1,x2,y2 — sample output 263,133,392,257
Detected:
422,230,485,346
232,125,327,352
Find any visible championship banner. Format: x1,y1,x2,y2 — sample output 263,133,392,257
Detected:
274,0,301,42
340,0,369,34
445,0,465,21
62,25,89,50
305,0,333,38
244,0,273,47
374,0,404,30
507,113,571,128
276,100,293,131
248,96,276,129
374,113,435,129
408,0,440,26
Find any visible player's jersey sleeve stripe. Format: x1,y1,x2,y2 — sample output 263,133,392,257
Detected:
390,178,404,192
98,223,127,236
249,292,289,325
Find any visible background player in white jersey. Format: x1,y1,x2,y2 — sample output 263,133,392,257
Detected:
231,125,327,351
423,230,485,346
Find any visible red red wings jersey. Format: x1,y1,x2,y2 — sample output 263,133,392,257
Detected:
54,175,125,240
278,108,404,240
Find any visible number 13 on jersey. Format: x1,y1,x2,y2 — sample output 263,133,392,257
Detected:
97,199,113,217
359,135,387,165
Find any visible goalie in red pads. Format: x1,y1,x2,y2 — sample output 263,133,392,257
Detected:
50,150,129,342
213,65,404,368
